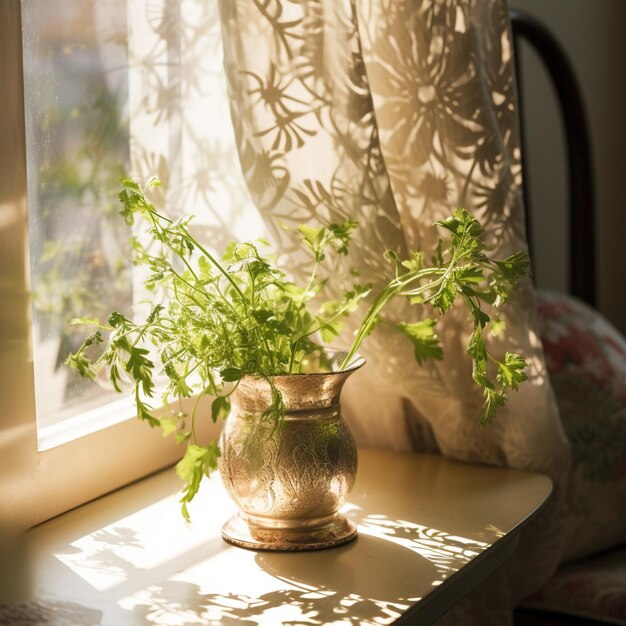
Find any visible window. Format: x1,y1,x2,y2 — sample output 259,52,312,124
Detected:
24,0,132,436
0,0,265,529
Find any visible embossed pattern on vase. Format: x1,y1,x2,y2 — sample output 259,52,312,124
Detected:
220,408,356,522
218,353,362,539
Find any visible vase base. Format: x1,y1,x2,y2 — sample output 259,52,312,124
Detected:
221,512,357,551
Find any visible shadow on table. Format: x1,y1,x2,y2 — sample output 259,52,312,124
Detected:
125,514,489,625
37,501,492,626
126,534,416,626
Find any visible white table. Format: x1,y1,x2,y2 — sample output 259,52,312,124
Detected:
2,449,552,625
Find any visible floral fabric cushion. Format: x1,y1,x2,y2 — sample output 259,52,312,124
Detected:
536,290,626,562
524,546,626,625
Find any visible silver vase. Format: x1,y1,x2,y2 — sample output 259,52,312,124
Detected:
218,350,364,551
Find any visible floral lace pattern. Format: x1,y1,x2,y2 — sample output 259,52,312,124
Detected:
219,2,570,625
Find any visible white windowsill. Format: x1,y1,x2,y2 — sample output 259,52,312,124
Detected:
37,395,137,452
2,449,553,625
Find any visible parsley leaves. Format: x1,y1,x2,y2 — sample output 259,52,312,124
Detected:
67,183,529,516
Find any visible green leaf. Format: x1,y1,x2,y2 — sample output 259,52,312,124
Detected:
221,241,238,262
397,319,444,365
472,355,491,389
490,251,530,305
176,444,211,482
118,189,136,226
84,330,103,348
65,351,97,380
135,388,159,427
176,442,221,521
162,355,194,396
211,396,231,423
298,220,357,260
467,326,486,360
456,265,484,285
474,307,491,329
401,251,424,273
146,304,165,324
318,318,345,343
494,251,530,281
496,352,528,391
160,414,181,437
251,309,273,324
175,432,192,444
481,388,506,425
172,371,193,398
197,255,213,279
327,220,358,256
64,331,103,380
252,309,293,334
436,208,484,243
107,359,124,393
108,311,129,328
221,367,244,382
120,177,141,191
125,347,155,396
283,283,314,304
435,208,485,261
429,277,457,313
467,327,490,388
298,224,324,256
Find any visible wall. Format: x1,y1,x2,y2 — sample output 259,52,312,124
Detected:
510,0,626,334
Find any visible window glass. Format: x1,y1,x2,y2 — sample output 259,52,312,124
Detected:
22,0,132,430
22,0,267,439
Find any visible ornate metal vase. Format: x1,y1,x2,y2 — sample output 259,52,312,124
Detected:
218,350,364,551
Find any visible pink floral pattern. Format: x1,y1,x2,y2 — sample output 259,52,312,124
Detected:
536,290,626,560
537,290,626,484
525,292,626,622
538,293,625,393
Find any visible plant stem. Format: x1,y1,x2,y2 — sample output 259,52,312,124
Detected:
340,267,444,369
142,193,248,308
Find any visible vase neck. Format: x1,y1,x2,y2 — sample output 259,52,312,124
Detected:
232,367,361,415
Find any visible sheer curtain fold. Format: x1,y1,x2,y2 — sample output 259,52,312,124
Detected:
218,1,571,622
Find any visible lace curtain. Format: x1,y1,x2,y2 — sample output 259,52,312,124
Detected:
217,1,571,624
128,1,571,623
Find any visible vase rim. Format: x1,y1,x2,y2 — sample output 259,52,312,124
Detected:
245,348,365,380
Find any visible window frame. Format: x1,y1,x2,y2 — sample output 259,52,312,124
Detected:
0,1,217,530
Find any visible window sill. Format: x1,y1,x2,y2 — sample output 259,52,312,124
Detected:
2,449,552,625
37,396,137,452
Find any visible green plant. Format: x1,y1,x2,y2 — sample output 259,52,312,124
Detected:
67,178,529,518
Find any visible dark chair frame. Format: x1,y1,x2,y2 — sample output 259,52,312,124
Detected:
510,9,596,307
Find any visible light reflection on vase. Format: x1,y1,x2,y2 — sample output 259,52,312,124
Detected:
218,349,364,551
